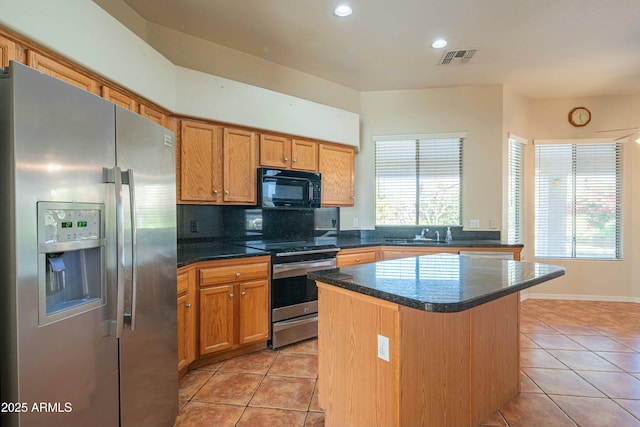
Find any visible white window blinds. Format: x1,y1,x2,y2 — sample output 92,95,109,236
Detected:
535,142,622,259
375,138,462,226
507,138,525,244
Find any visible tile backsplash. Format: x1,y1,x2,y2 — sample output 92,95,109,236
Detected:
177,205,339,242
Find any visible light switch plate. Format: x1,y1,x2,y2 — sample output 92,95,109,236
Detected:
377,334,390,361
470,219,480,229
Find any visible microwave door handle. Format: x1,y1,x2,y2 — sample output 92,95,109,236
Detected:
309,181,313,203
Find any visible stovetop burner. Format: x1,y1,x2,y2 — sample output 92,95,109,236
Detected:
240,239,339,253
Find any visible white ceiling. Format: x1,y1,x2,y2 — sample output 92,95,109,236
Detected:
120,0,640,99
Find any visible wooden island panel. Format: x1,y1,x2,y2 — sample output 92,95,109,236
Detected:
317,281,520,427
318,284,400,427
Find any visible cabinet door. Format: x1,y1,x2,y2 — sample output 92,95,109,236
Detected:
177,292,189,372
180,120,223,202
238,280,270,345
259,134,291,169
223,127,257,204
0,34,16,68
291,139,318,171
139,103,168,128
200,285,235,355
26,50,99,94
319,144,355,206
101,85,137,111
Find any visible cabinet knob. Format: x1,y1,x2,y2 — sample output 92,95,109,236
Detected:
225,190,230,195
241,291,246,296
355,258,360,262
284,157,289,162
185,303,192,308
229,293,234,298
213,189,219,194
236,272,241,278
292,158,297,163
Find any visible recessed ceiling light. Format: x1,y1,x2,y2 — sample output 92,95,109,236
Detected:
431,39,448,49
334,5,353,17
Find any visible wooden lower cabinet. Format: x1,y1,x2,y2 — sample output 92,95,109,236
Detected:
336,247,379,267
177,267,197,375
198,257,270,358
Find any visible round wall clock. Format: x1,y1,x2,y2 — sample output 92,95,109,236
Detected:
568,107,591,127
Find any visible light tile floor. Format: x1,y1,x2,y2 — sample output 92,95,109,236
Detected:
175,300,640,426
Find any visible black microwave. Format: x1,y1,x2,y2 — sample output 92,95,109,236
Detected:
258,168,321,209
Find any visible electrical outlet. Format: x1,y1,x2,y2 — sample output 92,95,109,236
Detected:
190,220,199,233
353,217,359,228
490,218,498,229
377,334,390,361
470,219,480,229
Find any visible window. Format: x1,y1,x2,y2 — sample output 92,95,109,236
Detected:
375,137,462,226
507,137,525,244
535,142,622,259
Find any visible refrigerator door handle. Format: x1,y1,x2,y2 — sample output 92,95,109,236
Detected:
103,166,126,338
122,169,138,332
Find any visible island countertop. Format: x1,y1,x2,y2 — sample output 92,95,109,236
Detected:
308,253,565,313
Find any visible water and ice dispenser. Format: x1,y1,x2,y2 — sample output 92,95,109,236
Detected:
37,202,106,325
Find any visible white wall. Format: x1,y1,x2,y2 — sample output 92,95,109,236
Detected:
0,0,359,147
0,0,176,109
524,94,640,301
175,67,359,146
351,85,504,231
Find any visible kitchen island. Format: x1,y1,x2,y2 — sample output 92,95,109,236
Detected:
309,253,564,427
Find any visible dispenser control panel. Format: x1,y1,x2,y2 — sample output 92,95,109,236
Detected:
39,203,103,244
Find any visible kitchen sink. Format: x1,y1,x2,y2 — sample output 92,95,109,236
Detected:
385,238,449,244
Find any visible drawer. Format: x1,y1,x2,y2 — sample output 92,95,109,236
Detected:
177,270,190,295
199,261,269,286
337,251,377,267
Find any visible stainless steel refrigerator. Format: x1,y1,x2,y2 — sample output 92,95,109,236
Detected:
0,62,178,427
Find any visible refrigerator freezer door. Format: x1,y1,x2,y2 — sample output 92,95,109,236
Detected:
115,107,178,427
1,62,119,427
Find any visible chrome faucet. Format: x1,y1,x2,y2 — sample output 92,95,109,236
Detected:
421,228,429,238
435,230,440,241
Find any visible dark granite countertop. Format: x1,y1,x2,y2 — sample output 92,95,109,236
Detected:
177,242,268,268
176,237,523,267
308,253,564,313
335,237,523,249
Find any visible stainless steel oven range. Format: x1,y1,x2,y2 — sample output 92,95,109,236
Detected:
242,240,339,349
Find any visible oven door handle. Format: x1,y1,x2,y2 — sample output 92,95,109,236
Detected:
273,314,318,330
273,259,336,278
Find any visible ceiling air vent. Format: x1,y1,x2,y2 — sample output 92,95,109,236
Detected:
439,49,477,65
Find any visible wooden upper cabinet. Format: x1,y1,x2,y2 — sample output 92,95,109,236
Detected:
26,51,99,94
259,134,291,169
319,143,355,206
291,139,318,171
101,85,137,111
259,134,318,171
180,120,223,203
0,35,16,68
223,127,257,204
139,103,168,128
